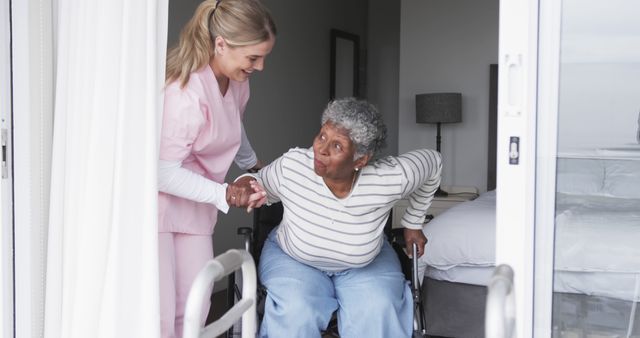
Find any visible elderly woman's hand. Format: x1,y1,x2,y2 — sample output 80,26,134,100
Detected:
226,176,267,212
403,228,428,258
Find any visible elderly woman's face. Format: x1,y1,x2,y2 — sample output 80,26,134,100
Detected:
312,122,358,179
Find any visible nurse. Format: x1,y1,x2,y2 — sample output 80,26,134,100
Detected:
157,0,275,337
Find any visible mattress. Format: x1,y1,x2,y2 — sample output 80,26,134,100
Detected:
419,189,640,302
425,265,640,302
554,193,640,274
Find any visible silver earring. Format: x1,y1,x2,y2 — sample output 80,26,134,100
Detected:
355,167,359,172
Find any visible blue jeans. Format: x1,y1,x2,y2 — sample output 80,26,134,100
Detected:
258,228,412,338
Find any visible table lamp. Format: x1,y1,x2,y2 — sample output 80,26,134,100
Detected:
415,92,462,197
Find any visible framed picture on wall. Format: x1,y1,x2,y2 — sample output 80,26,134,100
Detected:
329,29,360,100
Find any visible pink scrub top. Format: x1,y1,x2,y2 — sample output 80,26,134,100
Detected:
158,65,250,235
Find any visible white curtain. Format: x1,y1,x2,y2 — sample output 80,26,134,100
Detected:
45,1,168,337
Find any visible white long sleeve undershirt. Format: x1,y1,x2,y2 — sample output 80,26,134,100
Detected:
158,160,230,213
158,124,259,213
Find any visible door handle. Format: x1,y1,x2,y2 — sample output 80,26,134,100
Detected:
504,53,523,117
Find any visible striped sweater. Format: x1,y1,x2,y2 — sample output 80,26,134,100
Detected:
255,147,442,272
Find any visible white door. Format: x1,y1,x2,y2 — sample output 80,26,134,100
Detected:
8,1,54,337
496,0,640,337
494,0,539,336
1,0,14,335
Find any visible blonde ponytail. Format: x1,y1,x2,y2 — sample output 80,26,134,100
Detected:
166,0,276,88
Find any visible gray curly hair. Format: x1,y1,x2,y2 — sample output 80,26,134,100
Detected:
321,97,387,159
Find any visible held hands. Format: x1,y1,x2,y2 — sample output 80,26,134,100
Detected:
226,176,267,212
403,228,428,258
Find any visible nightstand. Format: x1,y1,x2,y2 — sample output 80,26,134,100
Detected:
391,185,479,228
429,186,479,218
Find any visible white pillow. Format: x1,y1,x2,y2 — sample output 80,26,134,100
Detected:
420,191,496,270
556,158,605,196
602,160,640,198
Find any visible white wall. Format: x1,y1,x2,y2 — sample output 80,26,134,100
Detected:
398,0,498,192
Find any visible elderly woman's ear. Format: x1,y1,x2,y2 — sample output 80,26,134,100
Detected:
354,154,371,171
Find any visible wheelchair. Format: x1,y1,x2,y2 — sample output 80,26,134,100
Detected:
225,202,428,338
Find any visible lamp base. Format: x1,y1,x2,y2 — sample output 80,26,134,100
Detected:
434,186,449,197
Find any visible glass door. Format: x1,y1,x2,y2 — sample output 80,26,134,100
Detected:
497,0,640,337
539,1,640,337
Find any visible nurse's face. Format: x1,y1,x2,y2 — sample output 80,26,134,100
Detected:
213,36,275,82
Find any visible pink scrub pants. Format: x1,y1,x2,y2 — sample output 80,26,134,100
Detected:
159,232,214,338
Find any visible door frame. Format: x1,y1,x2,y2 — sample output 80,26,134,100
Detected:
533,0,563,336
1,0,14,335
497,0,565,337
9,0,54,337
496,0,539,336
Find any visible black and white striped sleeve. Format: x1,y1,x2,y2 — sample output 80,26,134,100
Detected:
254,154,285,205
396,149,442,229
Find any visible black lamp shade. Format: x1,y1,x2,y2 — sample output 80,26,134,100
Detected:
416,93,462,124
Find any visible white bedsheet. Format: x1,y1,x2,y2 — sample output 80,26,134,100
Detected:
419,190,640,301
555,194,640,273
425,265,640,302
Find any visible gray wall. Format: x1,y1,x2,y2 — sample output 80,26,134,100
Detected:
398,0,498,192
367,0,400,157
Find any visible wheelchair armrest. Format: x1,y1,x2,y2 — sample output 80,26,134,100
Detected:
389,229,424,298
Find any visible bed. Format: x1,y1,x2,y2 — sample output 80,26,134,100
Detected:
418,157,640,338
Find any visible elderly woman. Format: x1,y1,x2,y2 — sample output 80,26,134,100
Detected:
237,97,441,337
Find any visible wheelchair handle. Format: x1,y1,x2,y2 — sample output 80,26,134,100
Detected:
183,249,257,338
237,227,253,252
412,243,419,293
237,227,252,236
411,242,425,306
